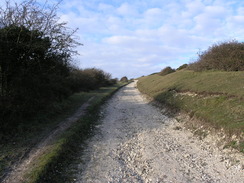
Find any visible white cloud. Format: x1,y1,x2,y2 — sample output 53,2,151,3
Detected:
232,15,244,24
185,0,205,16
144,8,163,17
70,0,243,78
98,3,115,12
1,0,243,78
204,6,227,18
116,3,138,16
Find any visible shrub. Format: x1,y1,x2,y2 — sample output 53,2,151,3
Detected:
82,68,112,87
68,69,94,92
0,0,114,135
0,1,116,135
0,25,72,133
189,40,244,71
177,64,188,70
159,66,176,76
120,76,128,82
68,68,113,92
109,78,118,85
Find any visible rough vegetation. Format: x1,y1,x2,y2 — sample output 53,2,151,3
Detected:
68,68,114,92
0,1,115,137
120,76,129,82
159,66,176,76
189,40,244,71
176,64,188,70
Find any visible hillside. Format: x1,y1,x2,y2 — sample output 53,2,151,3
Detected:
137,70,244,152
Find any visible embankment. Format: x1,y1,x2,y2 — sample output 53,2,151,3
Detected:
137,70,244,152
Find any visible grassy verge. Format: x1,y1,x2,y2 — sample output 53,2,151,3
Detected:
20,83,126,183
137,70,244,152
0,91,93,181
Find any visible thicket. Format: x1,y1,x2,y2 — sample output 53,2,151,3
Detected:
176,64,188,70
120,76,128,82
68,68,113,92
159,66,176,76
0,1,115,135
189,40,244,71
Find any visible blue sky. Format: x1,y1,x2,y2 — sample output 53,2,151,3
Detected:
2,0,244,78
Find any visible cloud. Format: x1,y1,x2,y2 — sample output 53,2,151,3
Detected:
116,3,137,16
142,8,164,28
1,0,243,78
204,6,227,18
98,3,115,12
69,0,243,78
184,0,205,16
192,5,228,34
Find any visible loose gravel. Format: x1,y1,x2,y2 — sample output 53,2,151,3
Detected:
74,81,244,183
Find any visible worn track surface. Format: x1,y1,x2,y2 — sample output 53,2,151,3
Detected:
74,81,243,183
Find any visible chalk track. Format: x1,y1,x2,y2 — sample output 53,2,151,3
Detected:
74,81,243,183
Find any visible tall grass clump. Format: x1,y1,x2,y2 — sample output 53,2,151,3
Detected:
189,40,244,71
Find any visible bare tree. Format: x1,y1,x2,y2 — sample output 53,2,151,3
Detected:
0,0,81,55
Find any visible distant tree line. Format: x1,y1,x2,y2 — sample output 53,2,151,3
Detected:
0,1,116,134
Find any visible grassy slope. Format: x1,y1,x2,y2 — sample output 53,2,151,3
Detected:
0,83,126,183
137,70,244,151
138,70,244,98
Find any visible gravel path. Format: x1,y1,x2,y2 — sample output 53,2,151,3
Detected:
74,81,244,183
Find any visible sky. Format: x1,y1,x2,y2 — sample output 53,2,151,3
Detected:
2,0,244,79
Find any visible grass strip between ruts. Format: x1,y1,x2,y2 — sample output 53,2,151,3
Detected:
19,83,127,183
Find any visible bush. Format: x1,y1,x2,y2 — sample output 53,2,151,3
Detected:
120,76,128,82
109,78,118,85
68,68,113,92
0,1,114,135
177,64,188,70
189,40,244,71
0,25,72,133
82,68,112,88
0,0,81,134
159,66,176,76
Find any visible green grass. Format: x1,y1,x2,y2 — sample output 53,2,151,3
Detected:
0,91,94,178
31,83,125,183
0,92,90,181
138,70,244,98
0,83,126,182
138,70,244,151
